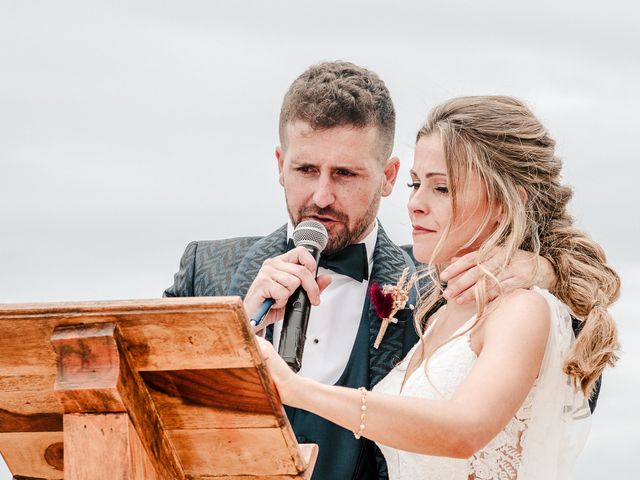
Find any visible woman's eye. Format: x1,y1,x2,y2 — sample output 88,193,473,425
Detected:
407,181,420,190
435,185,449,194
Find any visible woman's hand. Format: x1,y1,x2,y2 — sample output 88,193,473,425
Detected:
244,246,332,332
255,336,305,407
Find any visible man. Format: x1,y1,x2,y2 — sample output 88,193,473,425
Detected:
165,61,556,480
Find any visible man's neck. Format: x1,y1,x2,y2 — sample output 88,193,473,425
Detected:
354,220,377,245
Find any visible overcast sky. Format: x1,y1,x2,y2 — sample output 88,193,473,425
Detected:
1,1,638,478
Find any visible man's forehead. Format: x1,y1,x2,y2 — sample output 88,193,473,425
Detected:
289,144,381,169
282,121,385,161
283,120,379,138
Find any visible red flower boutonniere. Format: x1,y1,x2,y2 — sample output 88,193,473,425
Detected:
369,268,417,349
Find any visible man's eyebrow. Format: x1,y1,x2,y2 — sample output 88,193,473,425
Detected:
290,160,367,173
409,169,447,178
289,159,315,168
333,164,366,173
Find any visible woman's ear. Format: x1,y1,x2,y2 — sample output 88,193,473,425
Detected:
517,185,528,205
494,205,504,225
494,187,527,224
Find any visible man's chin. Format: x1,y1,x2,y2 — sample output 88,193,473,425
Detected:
324,231,354,254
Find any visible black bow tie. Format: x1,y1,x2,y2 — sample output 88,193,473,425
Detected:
287,239,369,282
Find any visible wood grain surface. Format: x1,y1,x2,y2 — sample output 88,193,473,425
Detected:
0,298,315,479
0,431,63,479
52,322,185,479
63,413,157,480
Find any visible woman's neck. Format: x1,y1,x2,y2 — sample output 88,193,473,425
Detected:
442,298,477,321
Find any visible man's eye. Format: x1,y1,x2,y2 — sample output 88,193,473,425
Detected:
407,181,420,190
336,169,355,177
296,166,313,173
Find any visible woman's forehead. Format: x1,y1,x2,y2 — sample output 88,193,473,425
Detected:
414,135,446,172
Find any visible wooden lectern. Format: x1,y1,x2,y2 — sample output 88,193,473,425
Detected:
0,297,318,479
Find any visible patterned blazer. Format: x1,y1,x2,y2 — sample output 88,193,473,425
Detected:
164,222,421,479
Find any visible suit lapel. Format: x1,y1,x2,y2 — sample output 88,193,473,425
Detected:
228,224,288,298
367,224,418,388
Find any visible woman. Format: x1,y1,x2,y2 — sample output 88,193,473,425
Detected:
254,96,620,479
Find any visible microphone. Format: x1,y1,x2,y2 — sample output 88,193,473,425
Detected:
278,219,328,372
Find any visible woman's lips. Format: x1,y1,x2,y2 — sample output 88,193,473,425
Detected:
412,225,436,234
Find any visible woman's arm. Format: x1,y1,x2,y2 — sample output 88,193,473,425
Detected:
258,288,550,457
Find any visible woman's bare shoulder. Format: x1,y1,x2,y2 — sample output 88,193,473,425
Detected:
484,288,551,339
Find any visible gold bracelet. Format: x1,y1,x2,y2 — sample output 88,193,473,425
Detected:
353,386,368,439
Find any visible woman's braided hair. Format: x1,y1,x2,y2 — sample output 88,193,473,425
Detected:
414,96,619,397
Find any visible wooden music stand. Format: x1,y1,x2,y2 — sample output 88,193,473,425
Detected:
0,297,317,479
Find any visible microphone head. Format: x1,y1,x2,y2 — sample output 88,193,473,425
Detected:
292,220,329,252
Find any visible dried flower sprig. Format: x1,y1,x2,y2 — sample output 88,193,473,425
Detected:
370,267,417,349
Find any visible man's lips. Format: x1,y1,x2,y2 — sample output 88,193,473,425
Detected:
306,215,340,223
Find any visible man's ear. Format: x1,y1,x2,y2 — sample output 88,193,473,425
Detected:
381,156,400,197
275,146,284,186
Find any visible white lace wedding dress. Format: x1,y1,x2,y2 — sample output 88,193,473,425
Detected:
373,287,592,480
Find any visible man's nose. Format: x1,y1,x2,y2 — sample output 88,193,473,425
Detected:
312,175,336,208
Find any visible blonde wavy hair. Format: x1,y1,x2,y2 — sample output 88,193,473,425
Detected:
414,96,620,397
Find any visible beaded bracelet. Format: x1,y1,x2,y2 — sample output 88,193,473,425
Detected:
353,386,368,439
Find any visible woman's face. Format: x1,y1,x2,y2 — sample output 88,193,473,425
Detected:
408,134,498,264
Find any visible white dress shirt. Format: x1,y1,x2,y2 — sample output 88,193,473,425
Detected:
272,221,378,385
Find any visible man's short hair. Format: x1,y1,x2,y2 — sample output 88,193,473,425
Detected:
279,61,395,160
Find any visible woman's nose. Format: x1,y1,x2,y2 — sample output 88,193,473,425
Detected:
408,190,428,215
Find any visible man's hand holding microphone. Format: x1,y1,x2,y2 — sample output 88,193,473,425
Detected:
244,220,332,372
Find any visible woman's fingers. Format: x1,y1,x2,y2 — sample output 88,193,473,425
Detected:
255,336,298,403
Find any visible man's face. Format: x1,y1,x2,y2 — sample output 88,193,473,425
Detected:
276,121,399,254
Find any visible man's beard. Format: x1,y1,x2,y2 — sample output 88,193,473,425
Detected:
286,194,381,254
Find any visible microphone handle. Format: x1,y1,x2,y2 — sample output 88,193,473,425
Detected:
278,244,321,372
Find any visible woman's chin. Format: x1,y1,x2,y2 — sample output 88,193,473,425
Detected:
412,248,435,264
412,246,452,265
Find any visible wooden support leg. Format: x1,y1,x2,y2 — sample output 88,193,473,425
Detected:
51,323,184,480
63,413,156,480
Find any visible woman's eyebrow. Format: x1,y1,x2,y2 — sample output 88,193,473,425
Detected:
409,169,447,178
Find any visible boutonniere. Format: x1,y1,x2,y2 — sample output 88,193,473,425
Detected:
370,267,417,349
